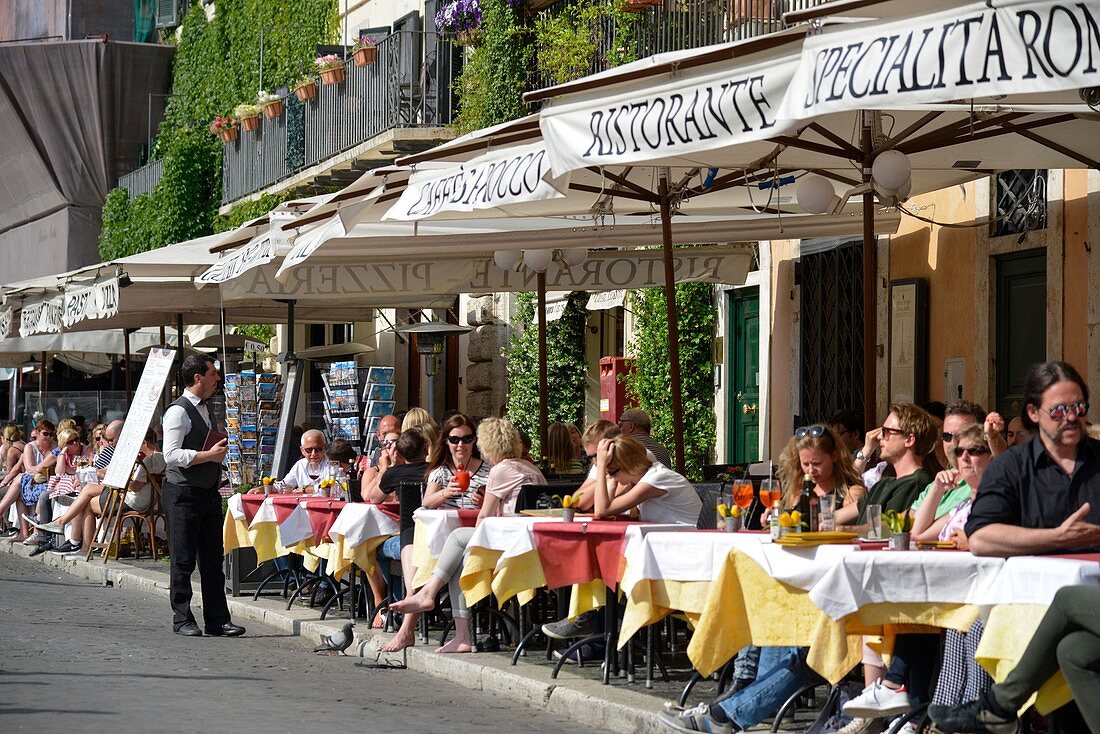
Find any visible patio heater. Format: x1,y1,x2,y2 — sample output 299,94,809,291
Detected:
396,322,471,414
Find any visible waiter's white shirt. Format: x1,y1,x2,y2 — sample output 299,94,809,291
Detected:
163,389,211,469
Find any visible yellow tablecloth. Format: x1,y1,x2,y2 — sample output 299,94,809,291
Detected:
677,547,1070,713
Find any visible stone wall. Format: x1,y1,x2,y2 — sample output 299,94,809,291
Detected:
464,293,510,420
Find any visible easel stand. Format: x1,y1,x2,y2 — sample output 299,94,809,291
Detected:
87,467,138,562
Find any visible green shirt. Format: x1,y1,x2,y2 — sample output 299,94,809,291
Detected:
910,480,972,519
857,468,933,523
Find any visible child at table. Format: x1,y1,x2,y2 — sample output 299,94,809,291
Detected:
388,418,545,653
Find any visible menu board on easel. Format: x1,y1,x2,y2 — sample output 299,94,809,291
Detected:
103,348,176,489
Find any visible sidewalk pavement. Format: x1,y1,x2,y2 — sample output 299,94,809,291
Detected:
1,540,671,734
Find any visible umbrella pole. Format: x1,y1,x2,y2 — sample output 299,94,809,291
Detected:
537,272,549,455
658,171,686,475
123,329,133,405
219,307,228,372
159,325,167,414
176,313,184,397
861,112,878,430
39,350,47,405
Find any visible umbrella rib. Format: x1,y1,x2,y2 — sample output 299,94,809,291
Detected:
875,111,943,153
567,182,656,202
769,135,854,162
814,169,862,187
895,112,1033,153
898,113,1076,155
1008,128,1100,169
806,123,862,159
585,166,658,200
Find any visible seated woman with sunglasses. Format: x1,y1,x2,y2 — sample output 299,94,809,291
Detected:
764,424,866,525
422,413,490,510
0,420,57,542
23,428,93,552
390,418,545,653
843,422,998,727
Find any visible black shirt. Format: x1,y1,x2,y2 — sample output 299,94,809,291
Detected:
379,461,429,495
965,437,1100,543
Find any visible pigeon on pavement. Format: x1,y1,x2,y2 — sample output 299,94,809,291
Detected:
313,622,355,654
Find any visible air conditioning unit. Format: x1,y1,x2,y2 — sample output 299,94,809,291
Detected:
155,0,184,30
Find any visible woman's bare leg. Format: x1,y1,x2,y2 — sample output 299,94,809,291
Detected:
380,546,421,652
53,484,100,526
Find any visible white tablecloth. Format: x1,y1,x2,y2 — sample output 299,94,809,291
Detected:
328,503,398,547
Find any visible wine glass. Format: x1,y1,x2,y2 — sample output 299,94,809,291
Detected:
732,479,754,513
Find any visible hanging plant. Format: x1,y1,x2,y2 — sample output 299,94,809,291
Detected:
233,102,262,132
256,90,284,120
437,0,485,46
315,53,346,85
352,35,379,66
293,75,318,103
209,115,239,144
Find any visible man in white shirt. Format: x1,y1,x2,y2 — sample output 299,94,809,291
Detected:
161,354,242,638
281,429,330,492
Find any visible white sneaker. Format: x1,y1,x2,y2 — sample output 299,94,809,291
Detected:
842,679,912,718
656,702,733,734
886,716,918,734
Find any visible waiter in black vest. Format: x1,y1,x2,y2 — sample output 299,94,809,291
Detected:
162,354,244,637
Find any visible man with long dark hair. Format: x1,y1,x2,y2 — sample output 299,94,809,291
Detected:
162,354,242,638
965,360,1100,556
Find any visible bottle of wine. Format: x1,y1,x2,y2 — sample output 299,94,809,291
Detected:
798,473,819,532
769,500,781,540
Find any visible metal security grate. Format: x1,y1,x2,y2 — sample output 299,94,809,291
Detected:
799,240,865,428
992,169,1047,238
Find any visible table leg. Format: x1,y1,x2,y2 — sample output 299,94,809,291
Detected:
348,561,357,622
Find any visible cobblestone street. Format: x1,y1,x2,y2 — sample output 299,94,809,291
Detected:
0,552,597,733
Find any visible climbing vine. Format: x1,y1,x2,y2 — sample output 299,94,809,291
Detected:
504,291,588,457
625,283,717,479
99,0,338,260
454,0,532,133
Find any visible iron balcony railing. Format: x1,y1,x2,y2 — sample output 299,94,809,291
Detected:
118,157,164,200
535,0,827,90
222,30,457,205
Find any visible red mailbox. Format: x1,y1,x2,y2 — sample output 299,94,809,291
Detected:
599,356,637,422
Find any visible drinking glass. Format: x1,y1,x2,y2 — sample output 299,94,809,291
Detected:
732,480,754,512
819,497,836,532
758,478,779,511
866,503,883,539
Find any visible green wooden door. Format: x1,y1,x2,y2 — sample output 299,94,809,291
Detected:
727,287,760,464
995,249,1046,417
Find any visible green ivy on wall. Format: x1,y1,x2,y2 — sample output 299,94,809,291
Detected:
455,0,532,134
99,0,337,260
625,282,717,479
504,291,588,457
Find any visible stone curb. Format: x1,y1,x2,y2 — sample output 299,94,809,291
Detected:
3,541,664,733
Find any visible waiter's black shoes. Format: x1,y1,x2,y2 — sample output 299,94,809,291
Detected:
175,622,203,637
205,622,246,637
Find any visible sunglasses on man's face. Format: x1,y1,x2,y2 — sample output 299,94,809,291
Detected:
1042,401,1089,421
302,446,324,454
447,434,475,445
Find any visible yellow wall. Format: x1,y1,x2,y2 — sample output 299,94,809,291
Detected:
887,182,979,402
1064,169,1089,368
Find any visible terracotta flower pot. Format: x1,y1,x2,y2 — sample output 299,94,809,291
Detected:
261,99,284,120
240,115,261,133
622,0,661,10
295,82,317,103
217,127,238,144
353,46,377,67
319,65,345,85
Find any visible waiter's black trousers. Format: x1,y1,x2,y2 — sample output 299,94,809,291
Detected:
162,483,230,631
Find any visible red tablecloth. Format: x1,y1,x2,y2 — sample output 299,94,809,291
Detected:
240,494,265,524
271,495,304,524
303,499,346,544
532,519,641,591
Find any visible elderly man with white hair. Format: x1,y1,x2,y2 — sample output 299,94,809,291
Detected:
282,429,330,492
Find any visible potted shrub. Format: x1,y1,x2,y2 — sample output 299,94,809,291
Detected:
294,75,318,103
209,115,239,144
257,90,284,120
233,102,262,132
315,54,346,85
352,35,379,67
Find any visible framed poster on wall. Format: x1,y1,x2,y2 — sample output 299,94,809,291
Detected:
888,279,928,405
